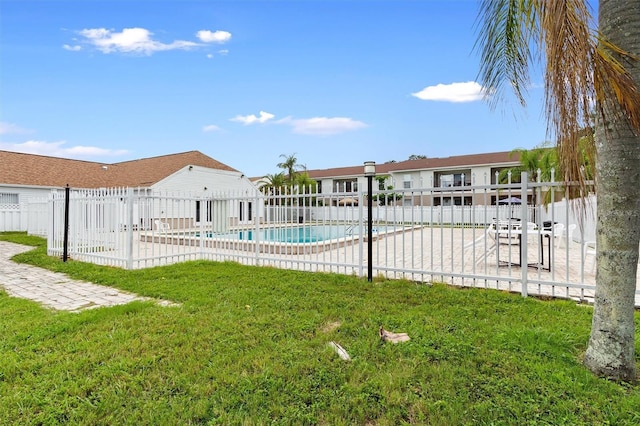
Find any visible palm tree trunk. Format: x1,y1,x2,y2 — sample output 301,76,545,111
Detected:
583,0,640,381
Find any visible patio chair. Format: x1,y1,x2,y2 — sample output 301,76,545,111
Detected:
557,223,577,248
494,219,521,246
464,220,519,265
583,240,596,273
526,222,538,231
154,220,171,233
551,223,565,248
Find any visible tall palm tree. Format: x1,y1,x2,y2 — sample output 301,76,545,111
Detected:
477,0,640,381
277,153,302,186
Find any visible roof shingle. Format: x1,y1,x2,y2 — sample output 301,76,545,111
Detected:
0,150,238,189
304,151,519,179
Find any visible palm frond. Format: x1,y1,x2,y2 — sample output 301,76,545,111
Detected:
594,39,640,138
475,0,539,108
539,0,596,190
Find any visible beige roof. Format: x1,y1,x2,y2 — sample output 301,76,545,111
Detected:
0,150,238,189
305,151,520,179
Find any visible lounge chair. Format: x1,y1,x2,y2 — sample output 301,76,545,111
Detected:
154,220,171,233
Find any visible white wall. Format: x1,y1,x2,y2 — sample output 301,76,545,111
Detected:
0,185,58,232
152,166,257,195
0,185,58,202
471,166,493,185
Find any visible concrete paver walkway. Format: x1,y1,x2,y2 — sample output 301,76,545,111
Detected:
0,241,177,312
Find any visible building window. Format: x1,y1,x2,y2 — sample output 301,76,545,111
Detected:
333,179,357,192
403,174,412,189
433,196,473,206
437,172,471,187
239,201,253,222
195,200,213,223
0,193,19,205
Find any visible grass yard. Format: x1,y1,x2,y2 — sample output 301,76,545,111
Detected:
1,232,639,425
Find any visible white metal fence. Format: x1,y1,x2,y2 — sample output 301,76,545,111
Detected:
32,177,639,306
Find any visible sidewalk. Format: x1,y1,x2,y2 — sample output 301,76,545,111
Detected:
0,241,177,312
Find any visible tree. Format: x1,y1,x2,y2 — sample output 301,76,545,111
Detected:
408,154,428,160
293,171,318,205
477,0,640,381
294,171,317,191
260,172,288,205
499,145,558,182
261,172,287,193
500,138,595,204
497,144,559,206
371,175,403,206
277,153,302,186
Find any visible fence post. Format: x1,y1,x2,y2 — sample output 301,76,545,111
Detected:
520,172,528,297
63,184,70,262
255,189,261,265
126,188,134,270
358,189,365,279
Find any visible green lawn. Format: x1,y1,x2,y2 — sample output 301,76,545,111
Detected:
1,232,639,425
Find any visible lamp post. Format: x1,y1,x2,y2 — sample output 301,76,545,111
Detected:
364,161,376,282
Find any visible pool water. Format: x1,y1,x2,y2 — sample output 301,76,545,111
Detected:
207,225,379,243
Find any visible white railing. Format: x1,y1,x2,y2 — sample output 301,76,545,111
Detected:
37,178,638,306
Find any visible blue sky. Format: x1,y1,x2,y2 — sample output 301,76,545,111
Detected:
1,0,549,177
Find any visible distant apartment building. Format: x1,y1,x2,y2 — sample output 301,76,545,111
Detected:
304,151,521,206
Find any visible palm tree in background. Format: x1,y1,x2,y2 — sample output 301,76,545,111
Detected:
277,153,303,186
260,172,287,205
261,172,287,193
497,145,558,206
499,145,558,183
501,137,595,204
477,0,640,381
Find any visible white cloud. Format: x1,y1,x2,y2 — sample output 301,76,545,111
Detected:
412,81,487,103
279,116,367,135
228,112,367,135
230,111,275,125
202,124,221,132
62,44,82,51
75,27,200,55
196,30,231,43
0,122,33,135
218,49,229,56
0,140,128,158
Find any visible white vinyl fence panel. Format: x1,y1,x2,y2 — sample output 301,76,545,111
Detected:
0,203,23,232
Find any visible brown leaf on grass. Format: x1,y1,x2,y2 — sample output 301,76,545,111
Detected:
379,326,410,344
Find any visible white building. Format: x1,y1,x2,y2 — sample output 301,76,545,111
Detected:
0,150,258,232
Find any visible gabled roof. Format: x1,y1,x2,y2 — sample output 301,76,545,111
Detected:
0,150,238,189
305,151,520,179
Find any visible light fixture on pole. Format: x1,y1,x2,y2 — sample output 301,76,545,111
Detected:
364,161,376,282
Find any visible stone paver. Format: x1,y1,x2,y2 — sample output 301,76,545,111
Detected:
0,241,178,312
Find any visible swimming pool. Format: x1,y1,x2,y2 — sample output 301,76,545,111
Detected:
206,224,380,243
